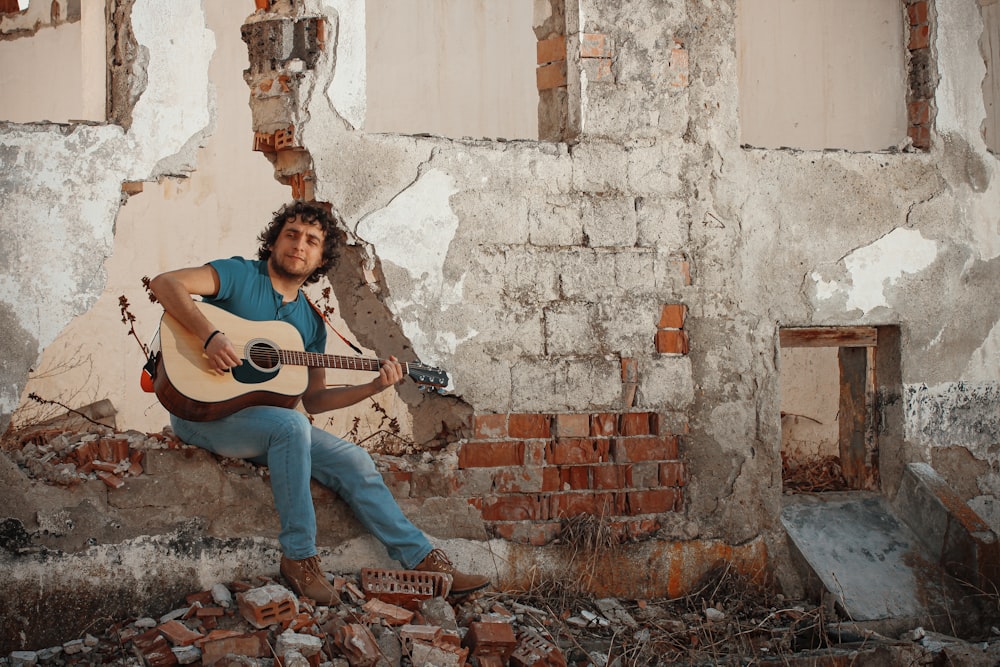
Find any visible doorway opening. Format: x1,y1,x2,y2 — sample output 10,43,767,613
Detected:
779,326,893,493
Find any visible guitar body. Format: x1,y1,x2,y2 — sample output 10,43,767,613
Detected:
155,302,309,421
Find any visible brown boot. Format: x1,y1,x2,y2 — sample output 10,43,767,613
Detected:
413,549,490,596
280,555,341,606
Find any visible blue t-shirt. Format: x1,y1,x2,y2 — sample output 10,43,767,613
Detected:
204,257,327,354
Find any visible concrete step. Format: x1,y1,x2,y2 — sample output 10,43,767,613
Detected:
781,465,999,639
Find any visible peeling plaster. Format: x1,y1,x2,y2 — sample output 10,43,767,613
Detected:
904,382,1000,453
319,0,365,129
811,228,938,316
356,168,472,358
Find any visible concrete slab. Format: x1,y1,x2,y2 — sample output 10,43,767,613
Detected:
781,493,932,622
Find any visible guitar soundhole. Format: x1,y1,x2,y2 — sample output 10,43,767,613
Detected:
246,340,281,372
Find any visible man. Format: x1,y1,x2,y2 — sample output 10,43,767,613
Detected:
148,201,489,604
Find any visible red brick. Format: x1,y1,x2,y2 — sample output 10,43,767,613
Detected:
615,435,678,462
236,585,298,629
200,632,269,665
490,521,561,546
474,413,508,439
609,518,661,541
542,466,561,492
559,466,591,490
555,413,590,437
619,413,655,436
509,414,552,439
657,304,687,329
536,61,567,90
133,629,178,667
907,1,928,25
909,125,930,149
625,489,678,515
458,441,525,468
593,464,632,490
909,24,930,50
655,329,690,354
157,620,204,646
537,35,566,65
621,358,638,383
908,100,931,125
548,438,611,465
492,467,548,493
659,461,687,487
463,621,518,659
591,414,618,436
550,492,617,518
580,33,611,59
481,495,548,521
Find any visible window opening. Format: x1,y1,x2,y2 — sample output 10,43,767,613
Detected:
365,0,538,140
737,0,926,151
779,327,884,493
0,0,104,124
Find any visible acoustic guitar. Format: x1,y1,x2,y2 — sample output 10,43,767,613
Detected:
152,301,449,421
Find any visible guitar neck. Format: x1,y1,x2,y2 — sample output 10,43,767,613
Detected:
279,349,407,373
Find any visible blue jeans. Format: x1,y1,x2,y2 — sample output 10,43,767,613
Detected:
170,406,432,568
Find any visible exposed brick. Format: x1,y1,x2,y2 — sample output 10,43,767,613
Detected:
908,100,931,125
909,124,930,149
626,489,678,515
547,438,611,465
659,461,687,487
615,435,678,462
668,46,689,88
907,1,928,25
236,585,298,629
511,630,568,667
490,521,562,546
157,620,204,647
591,414,618,436
132,629,178,667
536,61,567,90
909,24,930,50
609,518,661,541
559,466,591,490
657,304,687,329
463,621,518,660
550,492,617,518
492,466,549,494
458,441,526,468
481,495,548,521
631,462,661,488
655,329,690,355
509,414,552,439
619,412,655,436
542,466,561,492
537,35,566,65
580,33,611,59
593,464,632,490
555,413,590,438
474,413,508,439
581,57,613,82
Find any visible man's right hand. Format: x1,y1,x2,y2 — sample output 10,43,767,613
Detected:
204,332,242,373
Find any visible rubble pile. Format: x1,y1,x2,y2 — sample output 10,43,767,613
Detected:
5,425,1000,665
4,562,1000,667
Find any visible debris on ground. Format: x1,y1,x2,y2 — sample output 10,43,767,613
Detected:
5,425,1000,665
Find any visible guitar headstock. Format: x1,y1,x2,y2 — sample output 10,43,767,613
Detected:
406,362,450,391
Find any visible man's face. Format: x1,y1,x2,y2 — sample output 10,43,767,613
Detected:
268,215,326,283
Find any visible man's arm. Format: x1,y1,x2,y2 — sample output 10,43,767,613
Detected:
148,267,242,372
301,359,404,414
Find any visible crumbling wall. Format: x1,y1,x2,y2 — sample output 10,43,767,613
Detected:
242,0,1000,573
0,1,215,434
4,0,1000,652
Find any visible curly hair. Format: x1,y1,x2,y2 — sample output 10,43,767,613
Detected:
257,201,344,285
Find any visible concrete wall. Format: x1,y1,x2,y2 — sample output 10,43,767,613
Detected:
3,0,1000,648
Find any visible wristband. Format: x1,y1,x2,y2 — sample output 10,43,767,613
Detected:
203,330,223,350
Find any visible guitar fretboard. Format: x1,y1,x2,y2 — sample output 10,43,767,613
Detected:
278,349,410,373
